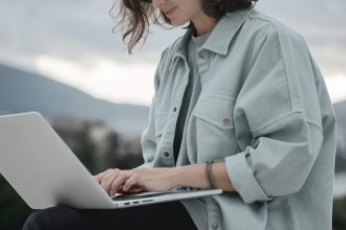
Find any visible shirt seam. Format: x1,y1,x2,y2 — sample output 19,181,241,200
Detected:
247,16,294,112
251,111,301,134
251,111,323,135
306,120,323,133
201,93,236,101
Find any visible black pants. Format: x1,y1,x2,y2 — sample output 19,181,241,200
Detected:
22,201,197,230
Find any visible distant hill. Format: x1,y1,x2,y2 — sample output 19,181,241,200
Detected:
0,64,149,139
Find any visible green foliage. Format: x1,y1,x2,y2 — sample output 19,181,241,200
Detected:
0,175,33,230
333,195,346,230
72,132,97,175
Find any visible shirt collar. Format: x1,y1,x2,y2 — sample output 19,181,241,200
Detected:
172,6,254,60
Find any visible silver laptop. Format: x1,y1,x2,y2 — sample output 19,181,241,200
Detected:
0,112,222,209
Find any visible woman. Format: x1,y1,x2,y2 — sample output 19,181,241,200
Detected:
23,0,336,230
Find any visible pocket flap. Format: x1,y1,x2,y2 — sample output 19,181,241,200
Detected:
194,95,235,130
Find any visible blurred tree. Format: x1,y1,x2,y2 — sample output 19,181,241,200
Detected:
0,175,33,230
333,195,346,230
72,130,97,175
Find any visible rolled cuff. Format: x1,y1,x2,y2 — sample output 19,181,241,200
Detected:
225,151,272,203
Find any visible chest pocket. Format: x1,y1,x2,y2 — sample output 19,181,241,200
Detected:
194,95,235,130
193,94,237,161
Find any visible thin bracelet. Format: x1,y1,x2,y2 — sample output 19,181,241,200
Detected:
206,161,218,189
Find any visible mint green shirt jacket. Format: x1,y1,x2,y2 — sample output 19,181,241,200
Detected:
140,6,336,230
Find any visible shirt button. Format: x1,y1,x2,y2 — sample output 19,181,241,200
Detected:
212,223,219,229
173,107,177,112
164,152,170,158
222,118,230,125
199,51,207,59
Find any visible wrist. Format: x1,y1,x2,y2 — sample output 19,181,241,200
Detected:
170,166,184,188
171,165,211,190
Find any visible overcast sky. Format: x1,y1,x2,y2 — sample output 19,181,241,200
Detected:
0,0,345,105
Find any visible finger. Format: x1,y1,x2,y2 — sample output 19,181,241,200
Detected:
110,171,133,196
118,184,124,192
95,171,106,184
110,171,131,196
95,169,113,184
100,169,121,194
110,179,126,196
101,173,119,195
123,175,138,192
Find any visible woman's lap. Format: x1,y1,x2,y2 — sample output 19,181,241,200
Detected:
23,201,197,230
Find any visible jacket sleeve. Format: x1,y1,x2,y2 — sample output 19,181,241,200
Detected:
225,25,325,203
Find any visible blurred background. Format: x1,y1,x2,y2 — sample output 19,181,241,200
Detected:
0,0,345,229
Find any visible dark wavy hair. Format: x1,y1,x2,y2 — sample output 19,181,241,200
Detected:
110,0,258,54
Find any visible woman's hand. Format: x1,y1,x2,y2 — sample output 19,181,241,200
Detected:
95,168,143,197
122,167,180,193
95,167,180,197
95,163,234,197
